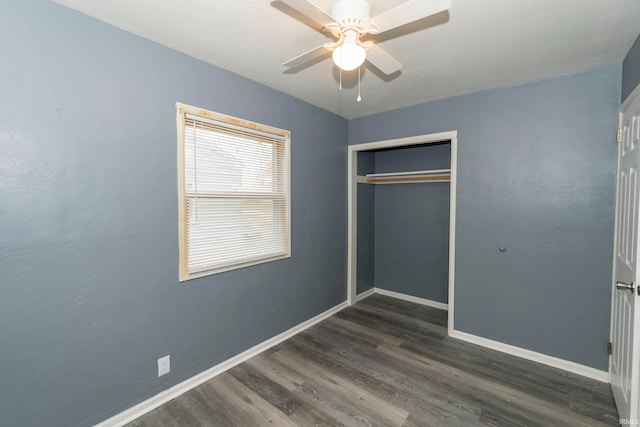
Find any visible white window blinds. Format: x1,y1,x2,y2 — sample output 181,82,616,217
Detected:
178,105,290,279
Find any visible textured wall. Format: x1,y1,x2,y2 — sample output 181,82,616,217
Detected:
374,144,450,302
350,65,621,370
357,152,375,293
0,2,348,426
622,32,640,103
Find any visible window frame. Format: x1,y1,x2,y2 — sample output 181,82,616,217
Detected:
176,103,291,282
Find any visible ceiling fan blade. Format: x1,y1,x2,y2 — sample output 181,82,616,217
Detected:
279,0,337,27
371,0,451,34
283,44,333,68
366,44,402,75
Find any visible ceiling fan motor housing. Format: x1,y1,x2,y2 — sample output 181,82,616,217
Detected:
331,0,371,30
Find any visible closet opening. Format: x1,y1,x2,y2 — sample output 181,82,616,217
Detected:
347,131,458,335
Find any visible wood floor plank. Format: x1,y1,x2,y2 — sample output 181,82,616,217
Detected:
323,315,404,347
208,373,297,426
162,394,217,426
130,406,181,427
336,305,446,348
361,294,448,327
273,348,410,426
228,363,345,426
287,329,483,426
125,294,619,427
352,302,448,337
187,383,239,426
244,353,306,391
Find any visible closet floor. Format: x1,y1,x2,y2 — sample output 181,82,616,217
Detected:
127,294,619,426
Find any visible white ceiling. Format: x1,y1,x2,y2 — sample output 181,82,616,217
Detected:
54,0,640,119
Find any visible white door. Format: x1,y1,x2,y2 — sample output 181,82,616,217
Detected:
611,93,640,421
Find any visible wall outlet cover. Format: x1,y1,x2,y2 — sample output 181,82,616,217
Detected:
158,355,170,377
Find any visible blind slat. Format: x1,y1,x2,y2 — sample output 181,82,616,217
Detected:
185,114,286,143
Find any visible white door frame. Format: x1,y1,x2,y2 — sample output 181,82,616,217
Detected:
347,130,458,335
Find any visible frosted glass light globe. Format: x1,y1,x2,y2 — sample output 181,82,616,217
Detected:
332,43,366,71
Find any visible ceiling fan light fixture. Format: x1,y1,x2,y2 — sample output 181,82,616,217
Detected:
332,42,366,71
283,0,452,76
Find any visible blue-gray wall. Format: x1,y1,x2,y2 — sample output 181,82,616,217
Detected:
374,144,450,302
0,2,348,426
350,65,621,370
623,32,640,103
357,151,375,293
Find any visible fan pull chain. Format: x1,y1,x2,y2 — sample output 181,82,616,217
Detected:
357,66,362,102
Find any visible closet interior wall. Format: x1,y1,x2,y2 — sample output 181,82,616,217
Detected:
357,143,451,303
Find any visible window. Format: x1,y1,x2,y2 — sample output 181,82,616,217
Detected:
177,103,290,281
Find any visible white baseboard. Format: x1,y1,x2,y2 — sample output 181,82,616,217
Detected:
355,287,376,301
94,301,349,427
449,330,609,383
374,288,449,311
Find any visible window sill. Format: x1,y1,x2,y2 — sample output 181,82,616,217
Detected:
179,252,291,282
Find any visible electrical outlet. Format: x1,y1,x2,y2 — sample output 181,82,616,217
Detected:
158,355,170,377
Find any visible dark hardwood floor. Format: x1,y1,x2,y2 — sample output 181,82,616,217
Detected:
127,294,619,426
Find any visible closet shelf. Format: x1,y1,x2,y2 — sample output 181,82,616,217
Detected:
365,169,451,184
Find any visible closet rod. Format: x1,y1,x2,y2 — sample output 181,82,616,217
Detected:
365,168,451,184
367,175,450,184
366,168,450,178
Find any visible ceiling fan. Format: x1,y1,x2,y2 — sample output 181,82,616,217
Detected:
281,0,452,75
